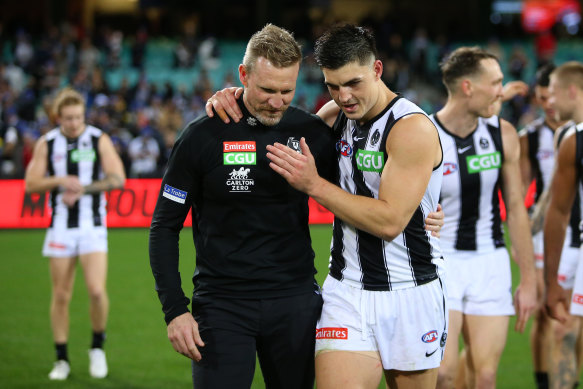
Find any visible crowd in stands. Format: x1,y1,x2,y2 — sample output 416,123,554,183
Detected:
0,21,578,179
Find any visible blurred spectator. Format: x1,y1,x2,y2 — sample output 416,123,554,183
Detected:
535,30,557,68
79,37,100,73
508,45,528,80
0,122,19,177
410,28,429,81
14,31,34,71
128,126,160,178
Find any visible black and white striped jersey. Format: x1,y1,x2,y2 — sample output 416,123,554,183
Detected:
431,114,505,253
329,96,444,291
520,117,556,203
45,125,106,229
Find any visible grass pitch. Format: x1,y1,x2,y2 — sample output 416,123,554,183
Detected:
0,226,551,388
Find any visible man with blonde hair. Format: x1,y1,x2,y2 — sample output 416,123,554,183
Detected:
25,87,125,380
544,61,583,389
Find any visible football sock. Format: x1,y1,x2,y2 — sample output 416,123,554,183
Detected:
55,343,68,362
91,331,106,349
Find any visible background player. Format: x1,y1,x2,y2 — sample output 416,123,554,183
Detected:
519,63,582,389
24,87,125,380
430,47,537,389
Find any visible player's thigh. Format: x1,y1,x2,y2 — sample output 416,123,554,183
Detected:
257,292,322,389
385,367,439,389
316,350,383,389
441,309,463,373
191,296,259,389
49,256,77,294
462,315,509,369
79,251,108,294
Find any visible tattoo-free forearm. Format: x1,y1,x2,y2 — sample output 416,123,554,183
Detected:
83,173,125,194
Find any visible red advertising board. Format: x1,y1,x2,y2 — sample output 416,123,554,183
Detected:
0,179,333,229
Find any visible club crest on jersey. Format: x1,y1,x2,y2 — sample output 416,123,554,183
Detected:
356,149,384,172
537,149,553,160
443,162,458,176
371,129,381,146
421,330,439,343
163,184,187,204
223,141,256,165
226,167,254,193
316,327,348,339
479,137,489,149
336,140,353,157
466,151,501,174
287,137,302,154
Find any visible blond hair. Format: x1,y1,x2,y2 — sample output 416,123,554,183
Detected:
52,87,85,117
552,61,583,90
242,24,302,72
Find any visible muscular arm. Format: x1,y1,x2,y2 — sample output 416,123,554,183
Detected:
500,119,537,332
316,100,341,128
544,129,577,322
268,114,441,241
84,134,126,194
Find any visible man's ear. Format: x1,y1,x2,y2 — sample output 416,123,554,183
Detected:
239,64,248,87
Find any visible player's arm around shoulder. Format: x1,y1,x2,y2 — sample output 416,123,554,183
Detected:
316,100,341,128
500,119,537,331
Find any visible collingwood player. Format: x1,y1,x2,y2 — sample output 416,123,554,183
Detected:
430,47,537,389
265,24,446,389
544,61,583,389
25,87,125,380
518,63,581,389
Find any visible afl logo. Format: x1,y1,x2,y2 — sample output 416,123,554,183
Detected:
336,140,353,157
443,162,458,176
422,330,439,343
371,129,381,146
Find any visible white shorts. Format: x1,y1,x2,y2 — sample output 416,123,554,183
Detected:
315,275,448,371
42,226,108,258
534,229,579,289
444,247,515,316
570,248,583,316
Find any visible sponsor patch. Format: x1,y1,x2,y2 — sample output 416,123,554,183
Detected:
71,149,96,162
573,294,583,305
49,242,67,250
316,327,348,339
223,141,256,165
537,149,554,160
466,151,501,174
336,140,353,157
443,162,458,176
356,149,384,172
162,184,187,204
223,141,256,152
226,167,254,193
421,330,439,343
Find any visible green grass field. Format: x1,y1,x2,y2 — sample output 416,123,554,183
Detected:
0,226,557,388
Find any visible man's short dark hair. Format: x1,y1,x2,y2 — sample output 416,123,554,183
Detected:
535,63,556,87
314,24,378,70
440,47,498,93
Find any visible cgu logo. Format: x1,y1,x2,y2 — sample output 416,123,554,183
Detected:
224,152,256,165
421,330,439,343
443,162,458,176
356,150,384,172
466,151,501,174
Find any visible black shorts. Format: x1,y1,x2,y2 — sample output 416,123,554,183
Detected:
191,291,323,389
